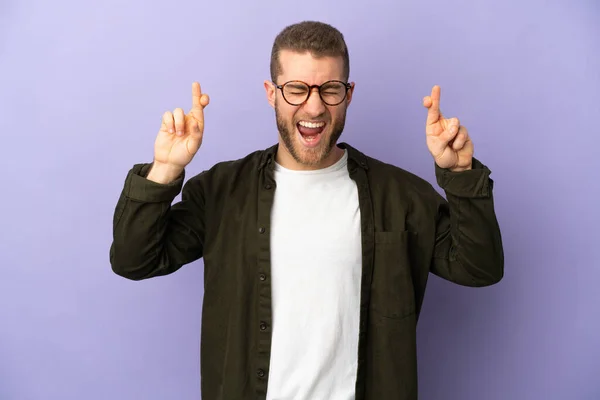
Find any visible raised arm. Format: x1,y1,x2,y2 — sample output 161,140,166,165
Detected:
422,85,504,286
109,82,210,280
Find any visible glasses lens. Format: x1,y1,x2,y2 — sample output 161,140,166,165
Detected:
282,82,310,105
319,81,347,105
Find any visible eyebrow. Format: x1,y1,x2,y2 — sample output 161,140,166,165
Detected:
287,83,308,89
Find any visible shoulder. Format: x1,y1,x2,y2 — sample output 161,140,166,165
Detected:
358,152,448,226
343,143,438,197
366,156,434,192
185,145,275,188
208,148,267,176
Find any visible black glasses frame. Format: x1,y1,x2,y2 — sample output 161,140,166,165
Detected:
274,80,352,106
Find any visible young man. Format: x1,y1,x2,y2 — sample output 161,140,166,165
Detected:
110,21,503,400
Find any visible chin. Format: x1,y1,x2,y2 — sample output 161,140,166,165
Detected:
292,130,333,166
295,148,329,167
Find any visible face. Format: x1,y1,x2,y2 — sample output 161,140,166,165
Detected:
264,50,354,170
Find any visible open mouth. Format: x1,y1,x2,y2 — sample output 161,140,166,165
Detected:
297,120,326,147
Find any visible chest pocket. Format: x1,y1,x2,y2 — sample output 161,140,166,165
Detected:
370,231,417,319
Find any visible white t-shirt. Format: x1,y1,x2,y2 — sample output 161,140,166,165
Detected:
266,150,362,400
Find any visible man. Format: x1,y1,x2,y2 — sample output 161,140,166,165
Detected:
110,21,503,400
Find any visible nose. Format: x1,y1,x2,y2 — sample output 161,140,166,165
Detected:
303,87,326,116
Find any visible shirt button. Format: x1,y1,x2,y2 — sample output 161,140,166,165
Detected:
259,321,267,331
257,369,265,378
258,227,266,234
264,184,272,190
259,273,267,281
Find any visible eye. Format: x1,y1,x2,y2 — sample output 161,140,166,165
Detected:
284,84,309,96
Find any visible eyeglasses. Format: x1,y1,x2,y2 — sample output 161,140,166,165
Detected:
274,80,352,106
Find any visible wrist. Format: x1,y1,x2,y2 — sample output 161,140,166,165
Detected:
146,161,184,184
449,164,472,172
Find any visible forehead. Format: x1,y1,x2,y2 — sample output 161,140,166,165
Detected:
277,49,345,84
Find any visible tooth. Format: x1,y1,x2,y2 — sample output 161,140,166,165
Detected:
299,121,325,128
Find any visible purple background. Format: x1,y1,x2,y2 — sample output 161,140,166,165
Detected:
1,0,598,399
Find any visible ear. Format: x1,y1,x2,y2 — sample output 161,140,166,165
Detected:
264,80,276,108
346,82,356,106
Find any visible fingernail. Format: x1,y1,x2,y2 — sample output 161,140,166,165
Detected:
177,130,183,136
169,129,174,133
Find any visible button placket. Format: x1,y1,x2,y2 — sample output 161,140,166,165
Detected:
255,170,275,395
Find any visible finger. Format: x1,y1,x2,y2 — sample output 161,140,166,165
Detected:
452,126,469,150
162,111,175,134
447,117,460,131
425,85,441,126
440,119,460,144
191,82,209,121
422,96,432,108
173,108,185,136
188,115,202,137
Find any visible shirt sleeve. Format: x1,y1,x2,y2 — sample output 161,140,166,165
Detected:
109,162,206,280
428,158,505,286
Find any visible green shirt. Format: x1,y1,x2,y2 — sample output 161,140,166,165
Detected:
109,142,504,400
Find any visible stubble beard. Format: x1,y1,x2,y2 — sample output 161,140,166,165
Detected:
275,101,347,168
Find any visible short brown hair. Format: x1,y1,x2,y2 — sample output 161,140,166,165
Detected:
270,21,350,83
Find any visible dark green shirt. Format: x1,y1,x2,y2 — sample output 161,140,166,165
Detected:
109,142,504,400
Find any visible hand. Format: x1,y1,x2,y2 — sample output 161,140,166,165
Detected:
423,85,473,171
153,82,210,168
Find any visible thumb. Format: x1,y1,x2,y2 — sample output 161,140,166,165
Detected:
186,132,203,156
